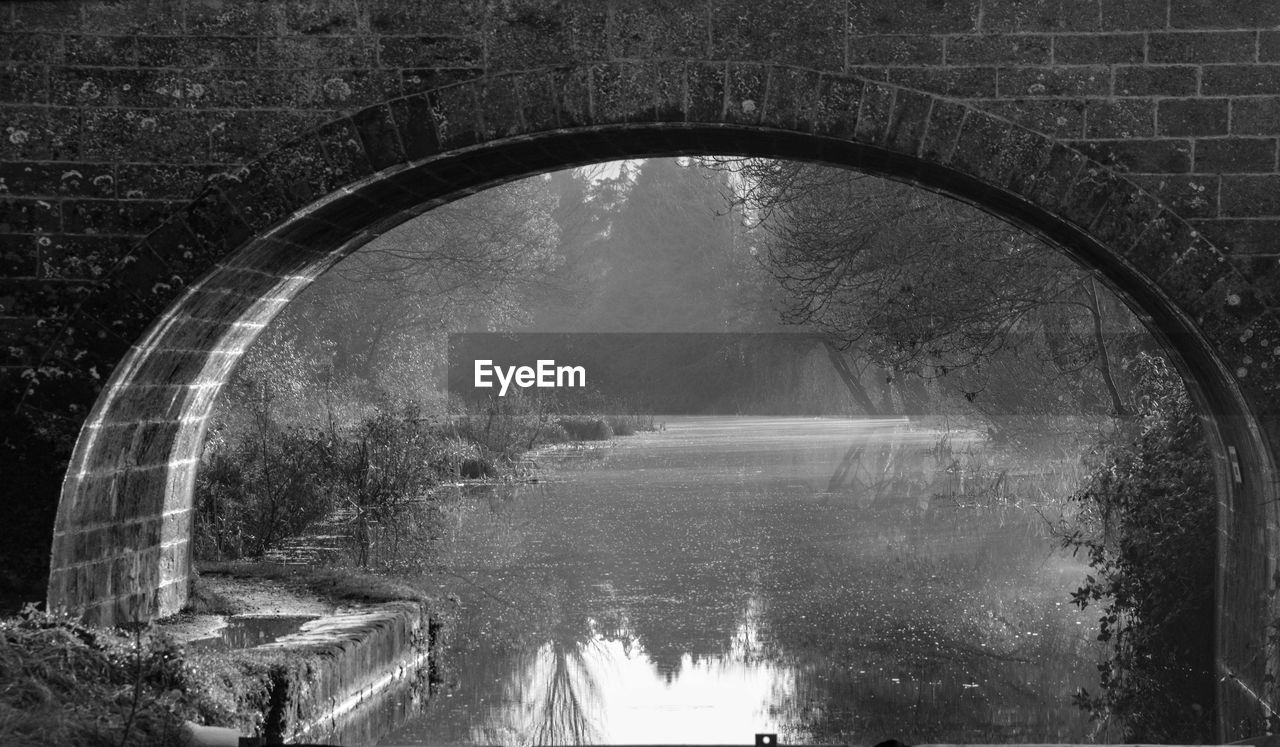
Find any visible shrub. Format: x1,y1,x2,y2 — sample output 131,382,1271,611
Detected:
0,606,235,746
193,413,333,561
557,416,613,441
1059,354,1215,742
328,405,444,567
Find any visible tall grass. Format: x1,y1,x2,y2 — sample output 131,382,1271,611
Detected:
0,606,236,746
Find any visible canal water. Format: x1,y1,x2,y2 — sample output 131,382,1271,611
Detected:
378,416,1100,745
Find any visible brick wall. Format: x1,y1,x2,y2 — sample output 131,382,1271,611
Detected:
2,0,1280,736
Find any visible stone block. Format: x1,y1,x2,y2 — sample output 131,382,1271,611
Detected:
179,189,254,261
62,198,173,236
473,73,528,139
655,61,695,124
1157,232,1231,306
1261,31,1280,63
160,509,191,545
135,34,258,67
1,64,49,105
609,3,707,59
848,35,943,65
139,220,218,292
1085,98,1154,138
1158,98,1229,137
127,343,238,386
116,466,172,520
1191,218,1280,254
995,129,1060,202
1195,138,1277,173
759,67,824,133
1053,33,1145,64
1149,31,1256,63
0,197,62,233
98,383,185,424
999,65,1109,97
80,108,211,164
592,61,661,124
1220,175,1280,217
158,540,188,583
1090,179,1167,251
258,133,345,208
852,81,893,144
253,68,398,111
315,117,376,184
716,62,752,125
975,98,1085,139
35,235,133,285
1226,256,1280,305
214,167,293,234
888,66,996,97
1183,279,1272,377
427,82,481,149
388,94,441,160
1070,138,1192,173
1130,174,1219,218
64,34,137,65
487,5,607,68
1057,161,1125,230
847,0,978,33
364,1,477,36
1169,0,1280,29
1113,65,1198,96
6,31,65,62
949,110,1023,183
884,88,934,155
1230,98,1280,136
983,1,1093,31
116,163,220,201
170,380,224,422
1126,212,1200,283
1100,0,1171,30
947,34,1050,64
206,108,325,163
400,66,484,95
1203,66,1280,96
376,35,481,69
918,99,968,165
710,0,845,69
0,106,82,162
0,161,115,199
154,577,187,616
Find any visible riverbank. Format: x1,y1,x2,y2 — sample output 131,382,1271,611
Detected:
0,562,446,746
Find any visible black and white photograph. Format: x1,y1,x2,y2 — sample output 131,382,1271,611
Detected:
1,1,1278,745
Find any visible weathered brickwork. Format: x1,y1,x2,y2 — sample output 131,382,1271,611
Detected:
3,0,1280,736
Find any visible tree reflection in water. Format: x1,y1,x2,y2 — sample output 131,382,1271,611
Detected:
379,418,1098,746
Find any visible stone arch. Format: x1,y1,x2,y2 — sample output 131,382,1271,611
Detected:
43,63,1280,732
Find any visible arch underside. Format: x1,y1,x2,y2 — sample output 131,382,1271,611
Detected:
44,67,1280,736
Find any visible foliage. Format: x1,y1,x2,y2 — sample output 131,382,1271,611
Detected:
328,403,455,567
194,409,335,561
714,158,1152,422
265,177,563,403
557,416,614,441
0,605,234,746
1058,353,1216,741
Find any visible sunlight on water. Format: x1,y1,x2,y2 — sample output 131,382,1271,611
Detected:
474,605,798,745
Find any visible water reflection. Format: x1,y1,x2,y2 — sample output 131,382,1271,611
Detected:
379,417,1099,745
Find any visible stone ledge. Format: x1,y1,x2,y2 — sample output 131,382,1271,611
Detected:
163,573,436,744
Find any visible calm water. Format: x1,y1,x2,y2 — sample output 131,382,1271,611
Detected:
378,417,1100,746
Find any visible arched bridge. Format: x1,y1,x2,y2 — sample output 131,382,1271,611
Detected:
2,0,1280,737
